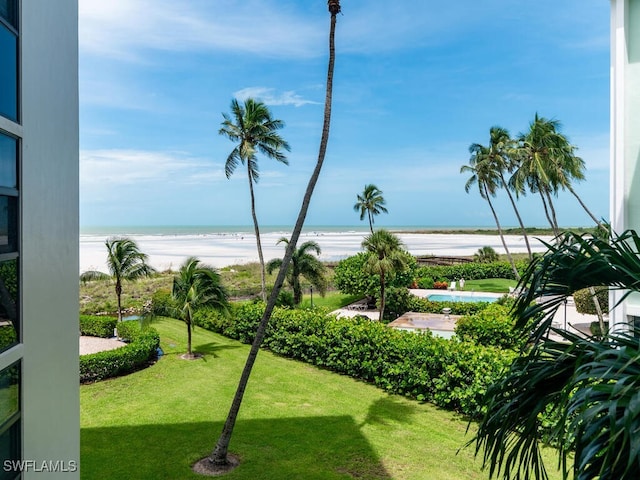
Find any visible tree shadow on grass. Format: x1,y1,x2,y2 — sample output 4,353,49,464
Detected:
360,395,419,428
193,342,241,359
82,416,391,480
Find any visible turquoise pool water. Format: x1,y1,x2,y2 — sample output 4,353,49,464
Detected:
427,294,500,303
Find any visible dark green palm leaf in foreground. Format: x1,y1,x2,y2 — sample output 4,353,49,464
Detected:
473,228,640,480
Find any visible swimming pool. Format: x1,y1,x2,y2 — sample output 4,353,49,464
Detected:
427,293,501,303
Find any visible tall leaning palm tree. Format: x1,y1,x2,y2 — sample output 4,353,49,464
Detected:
81,237,155,322
219,97,290,302
353,184,388,233
473,229,640,480
461,146,520,280
362,229,407,321
206,1,341,470
266,237,326,305
169,257,228,359
482,126,532,259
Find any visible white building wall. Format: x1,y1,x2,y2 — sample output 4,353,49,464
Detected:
610,0,640,328
20,1,79,477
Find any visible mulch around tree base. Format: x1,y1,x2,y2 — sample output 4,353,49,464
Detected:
180,353,203,360
192,454,240,476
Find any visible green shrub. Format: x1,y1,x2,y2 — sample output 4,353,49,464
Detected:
454,303,524,350
334,251,417,297
417,276,434,289
417,260,528,283
79,322,160,383
80,315,117,338
198,303,514,418
573,287,609,315
150,288,174,317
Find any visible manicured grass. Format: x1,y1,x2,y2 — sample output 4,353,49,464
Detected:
81,318,562,479
461,278,517,293
297,291,362,310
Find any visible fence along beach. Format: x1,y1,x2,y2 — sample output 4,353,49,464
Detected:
79,226,554,274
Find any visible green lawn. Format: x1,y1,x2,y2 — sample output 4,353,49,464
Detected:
297,290,362,310
461,278,518,293
81,318,562,479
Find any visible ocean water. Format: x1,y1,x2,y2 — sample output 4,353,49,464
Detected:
79,225,553,274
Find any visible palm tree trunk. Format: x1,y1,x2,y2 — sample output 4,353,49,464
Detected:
499,173,532,260
247,172,267,302
538,189,559,237
209,1,340,466
484,186,520,281
187,317,192,356
378,272,385,321
568,185,604,230
116,281,122,323
368,211,374,233
543,188,560,232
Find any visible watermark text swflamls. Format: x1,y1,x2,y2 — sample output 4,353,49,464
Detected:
4,460,78,473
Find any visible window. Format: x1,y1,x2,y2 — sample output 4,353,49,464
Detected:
0,1,17,30
0,362,19,480
0,0,17,122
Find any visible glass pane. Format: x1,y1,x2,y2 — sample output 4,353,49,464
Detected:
0,0,17,30
0,259,17,353
0,197,16,255
0,134,16,189
0,421,19,480
0,24,17,122
0,363,18,427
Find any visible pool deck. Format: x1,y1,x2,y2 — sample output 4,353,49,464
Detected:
333,289,604,340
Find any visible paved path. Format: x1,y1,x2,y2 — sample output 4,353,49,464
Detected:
79,336,126,355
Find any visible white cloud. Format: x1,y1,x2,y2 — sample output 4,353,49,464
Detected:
233,87,320,107
80,149,220,187
79,0,325,62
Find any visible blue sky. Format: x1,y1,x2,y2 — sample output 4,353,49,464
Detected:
79,0,610,228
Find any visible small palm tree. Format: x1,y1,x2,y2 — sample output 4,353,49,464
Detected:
80,237,155,322
361,229,407,321
473,228,640,480
353,184,388,233
167,257,229,358
474,246,499,263
266,237,326,305
219,97,290,303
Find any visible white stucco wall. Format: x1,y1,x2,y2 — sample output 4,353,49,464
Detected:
610,0,640,327
20,1,79,477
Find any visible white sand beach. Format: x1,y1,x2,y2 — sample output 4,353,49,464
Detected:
80,228,554,274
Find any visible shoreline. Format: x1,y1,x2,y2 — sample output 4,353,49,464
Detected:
79,227,558,274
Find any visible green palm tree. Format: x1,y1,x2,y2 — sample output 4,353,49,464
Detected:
266,237,326,305
473,228,640,480
353,184,388,233
208,0,341,469
361,229,407,321
80,237,155,322
219,97,290,302
167,257,228,358
481,126,532,259
461,147,520,280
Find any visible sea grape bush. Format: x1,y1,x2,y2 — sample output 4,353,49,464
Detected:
193,303,515,418
454,303,524,350
334,251,417,297
416,260,529,282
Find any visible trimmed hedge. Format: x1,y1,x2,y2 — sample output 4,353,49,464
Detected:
79,321,160,383
80,315,117,338
193,303,515,418
416,260,529,282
